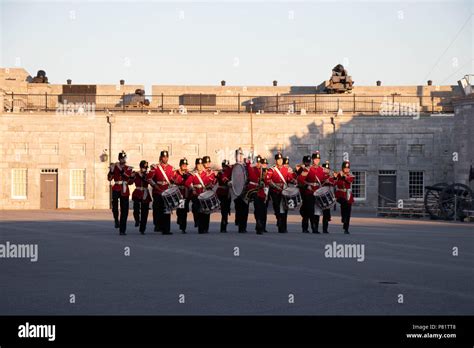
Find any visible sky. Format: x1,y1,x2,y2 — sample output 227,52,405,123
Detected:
1,0,473,90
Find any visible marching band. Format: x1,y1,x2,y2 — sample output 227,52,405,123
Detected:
107,149,355,236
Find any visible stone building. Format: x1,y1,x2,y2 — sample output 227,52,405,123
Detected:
1,67,472,210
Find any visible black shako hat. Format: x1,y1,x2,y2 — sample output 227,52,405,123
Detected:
118,150,127,160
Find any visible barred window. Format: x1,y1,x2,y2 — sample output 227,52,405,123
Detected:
11,168,27,199
70,169,86,199
409,171,424,198
352,171,366,200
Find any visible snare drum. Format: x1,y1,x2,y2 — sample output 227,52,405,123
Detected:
162,186,183,211
282,187,302,210
198,191,221,214
314,186,336,210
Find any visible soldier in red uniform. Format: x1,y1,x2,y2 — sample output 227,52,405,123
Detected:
296,155,311,233
107,151,133,235
321,160,336,233
131,160,152,234
173,158,191,233
233,148,250,233
335,160,354,234
216,159,232,232
246,156,270,234
147,150,175,235
268,152,297,233
261,157,270,232
303,151,329,234
185,157,217,234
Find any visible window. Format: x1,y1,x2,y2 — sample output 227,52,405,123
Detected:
11,169,27,199
378,145,396,154
409,171,424,198
352,145,367,156
352,171,366,200
409,144,424,155
70,169,86,199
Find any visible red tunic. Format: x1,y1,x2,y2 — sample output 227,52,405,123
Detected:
173,169,191,199
296,166,310,194
216,166,232,198
131,171,152,203
184,170,217,198
246,162,270,200
146,163,175,195
322,168,336,187
335,172,355,204
304,165,328,196
107,163,133,197
267,165,296,194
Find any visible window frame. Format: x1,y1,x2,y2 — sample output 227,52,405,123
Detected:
408,170,424,199
11,168,28,200
70,169,86,200
351,170,367,201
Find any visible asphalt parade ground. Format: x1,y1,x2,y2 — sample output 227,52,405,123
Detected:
0,209,473,315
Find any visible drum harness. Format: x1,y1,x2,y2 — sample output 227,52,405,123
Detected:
134,172,149,200
113,165,131,194
272,166,288,192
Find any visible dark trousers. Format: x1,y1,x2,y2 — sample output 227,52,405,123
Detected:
338,198,352,231
270,191,288,233
191,197,199,228
133,200,149,233
219,195,231,231
192,197,210,233
303,194,328,233
176,199,190,232
153,193,171,233
234,196,249,232
253,196,267,233
300,194,310,232
112,190,129,234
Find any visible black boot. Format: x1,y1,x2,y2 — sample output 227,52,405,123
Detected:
220,221,227,233
135,221,140,227
115,220,120,228
302,218,309,233
311,221,320,234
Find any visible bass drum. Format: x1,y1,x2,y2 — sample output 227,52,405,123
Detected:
231,163,247,196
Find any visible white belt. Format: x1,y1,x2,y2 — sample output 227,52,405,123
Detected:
307,183,320,187
136,187,147,190
114,181,124,184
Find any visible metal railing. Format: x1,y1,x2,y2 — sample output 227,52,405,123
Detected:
2,92,455,114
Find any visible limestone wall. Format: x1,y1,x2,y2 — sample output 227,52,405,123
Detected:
0,110,457,209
